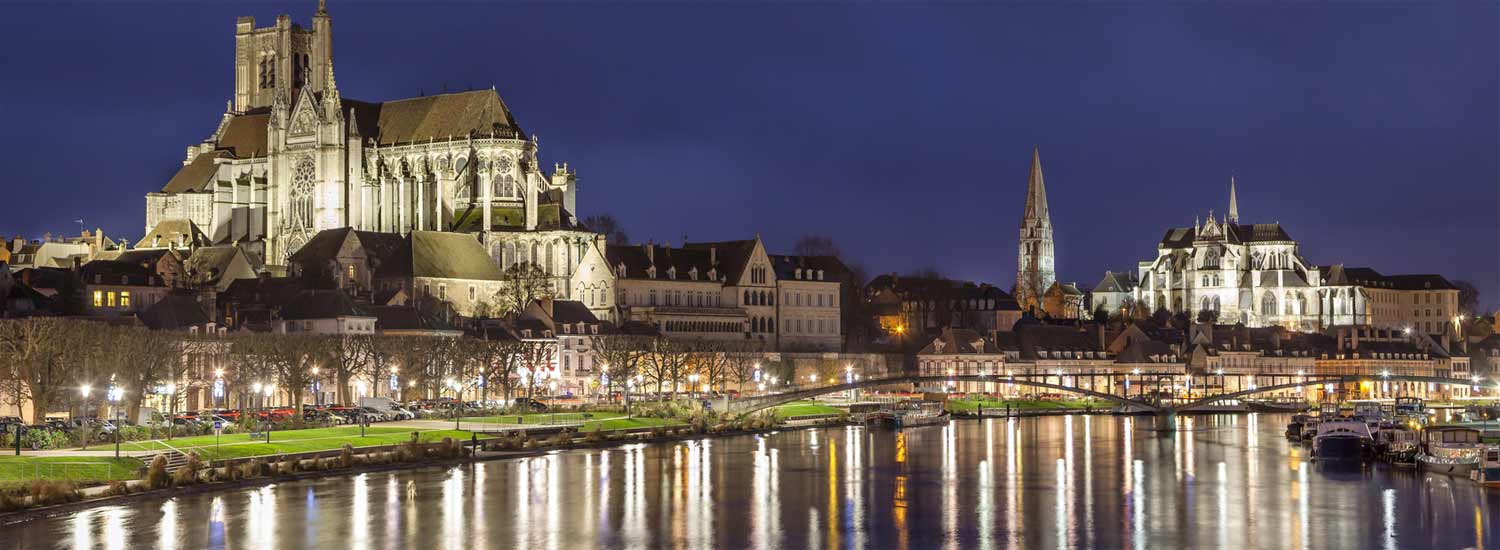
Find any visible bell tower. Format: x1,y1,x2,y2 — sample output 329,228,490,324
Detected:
233,1,335,112
1015,147,1056,312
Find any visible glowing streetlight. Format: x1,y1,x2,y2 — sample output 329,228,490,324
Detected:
213,369,224,379
79,384,91,398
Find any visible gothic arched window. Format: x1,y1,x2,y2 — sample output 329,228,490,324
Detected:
1262,293,1278,315
290,157,316,230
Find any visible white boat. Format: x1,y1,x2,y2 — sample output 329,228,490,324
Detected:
1417,426,1485,477
1472,447,1500,488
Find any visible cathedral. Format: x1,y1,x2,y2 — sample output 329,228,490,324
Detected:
143,2,597,295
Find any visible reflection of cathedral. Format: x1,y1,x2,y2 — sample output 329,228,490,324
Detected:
143,2,596,295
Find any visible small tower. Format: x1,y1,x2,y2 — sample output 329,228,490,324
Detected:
1227,176,1239,225
1015,147,1056,312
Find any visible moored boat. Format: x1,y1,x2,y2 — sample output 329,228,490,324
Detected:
1313,420,1374,462
1417,426,1484,477
870,401,948,430
1472,447,1500,488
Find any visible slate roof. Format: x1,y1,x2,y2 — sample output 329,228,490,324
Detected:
1159,223,1294,248
377,231,504,281
343,89,524,146
994,324,1108,360
918,328,994,355
139,294,211,331
79,260,162,287
222,277,307,310
767,254,852,282
370,305,457,332
137,220,208,249
1092,271,1139,294
605,244,721,281
1386,274,1457,291
278,289,371,320
682,240,758,283
288,228,406,269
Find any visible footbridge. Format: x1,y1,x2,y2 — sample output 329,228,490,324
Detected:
726,373,1487,416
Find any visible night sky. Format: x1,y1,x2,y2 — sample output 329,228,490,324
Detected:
2,2,1496,308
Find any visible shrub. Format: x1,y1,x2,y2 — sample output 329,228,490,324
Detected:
339,444,354,469
278,458,297,476
24,429,71,450
0,492,26,512
172,453,204,485
145,455,171,489
100,481,131,497
584,429,606,444
29,480,81,506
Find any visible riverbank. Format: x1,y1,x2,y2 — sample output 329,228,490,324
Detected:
0,407,842,522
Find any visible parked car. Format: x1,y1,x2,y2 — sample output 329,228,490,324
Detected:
512,398,548,412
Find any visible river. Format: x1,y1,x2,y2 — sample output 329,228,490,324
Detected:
2,414,1495,549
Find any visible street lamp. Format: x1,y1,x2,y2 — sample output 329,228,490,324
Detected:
107,386,124,459
78,385,92,450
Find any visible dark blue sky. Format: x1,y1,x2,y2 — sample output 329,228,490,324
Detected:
3,2,1496,307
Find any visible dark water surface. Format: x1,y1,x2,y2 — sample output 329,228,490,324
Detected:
3,414,1495,549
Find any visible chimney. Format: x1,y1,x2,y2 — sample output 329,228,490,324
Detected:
643,242,654,264
1350,326,1359,350
710,246,717,266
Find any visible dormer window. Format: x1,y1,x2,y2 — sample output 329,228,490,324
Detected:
795,268,802,280
616,263,627,278
817,270,824,280
689,267,698,281
647,266,656,279
667,266,676,280
120,276,128,285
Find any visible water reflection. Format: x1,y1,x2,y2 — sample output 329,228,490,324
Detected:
8,414,1500,550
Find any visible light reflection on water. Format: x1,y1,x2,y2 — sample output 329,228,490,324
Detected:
3,414,1498,550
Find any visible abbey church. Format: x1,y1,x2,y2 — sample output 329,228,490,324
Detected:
143,1,596,293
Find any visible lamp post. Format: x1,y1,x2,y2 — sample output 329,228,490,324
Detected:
446,378,462,431
213,369,224,410
78,385,92,450
108,386,124,460
262,384,274,444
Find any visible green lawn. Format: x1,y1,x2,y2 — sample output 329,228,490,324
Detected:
946,398,1112,413
772,402,844,418
576,417,682,433
0,456,144,485
120,426,483,461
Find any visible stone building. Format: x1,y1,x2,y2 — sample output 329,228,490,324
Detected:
1129,180,1462,336
1015,148,1055,312
142,3,599,299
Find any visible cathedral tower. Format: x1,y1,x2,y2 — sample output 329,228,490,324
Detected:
233,0,334,112
1015,147,1055,312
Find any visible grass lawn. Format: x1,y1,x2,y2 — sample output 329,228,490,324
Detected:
772,402,844,418
0,456,144,485
946,398,1112,413
576,417,682,432
119,426,483,461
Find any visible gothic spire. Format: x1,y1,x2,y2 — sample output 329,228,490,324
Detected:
317,0,328,16
1023,146,1049,225
1228,176,1239,224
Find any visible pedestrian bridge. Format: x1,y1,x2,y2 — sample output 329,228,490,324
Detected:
726,373,1485,416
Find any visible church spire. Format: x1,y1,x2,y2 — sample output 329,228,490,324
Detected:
1228,176,1239,224
317,0,328,16
1015,146,1056,313
1023,146,1050,224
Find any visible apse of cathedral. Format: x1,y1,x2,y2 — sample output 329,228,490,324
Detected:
1132,179,1368,331
142,2,598,294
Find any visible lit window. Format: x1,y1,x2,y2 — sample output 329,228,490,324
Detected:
120,292,131,308
93,291,102,307
107,292,116,307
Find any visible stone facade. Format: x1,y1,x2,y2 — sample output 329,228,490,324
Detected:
143,4,598,300
1015,148,1055,313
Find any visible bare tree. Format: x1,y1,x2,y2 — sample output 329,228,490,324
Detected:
470,333,523,406
352,334,400,400
496,262,555,317
794,234,842,258
582,214,630,246
0,318,71,422
590,333,651,412
722,341,761,393
116,327,180,424
690,339,732,393
643,337,692,400
516,338,556,401
324,335,372,404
